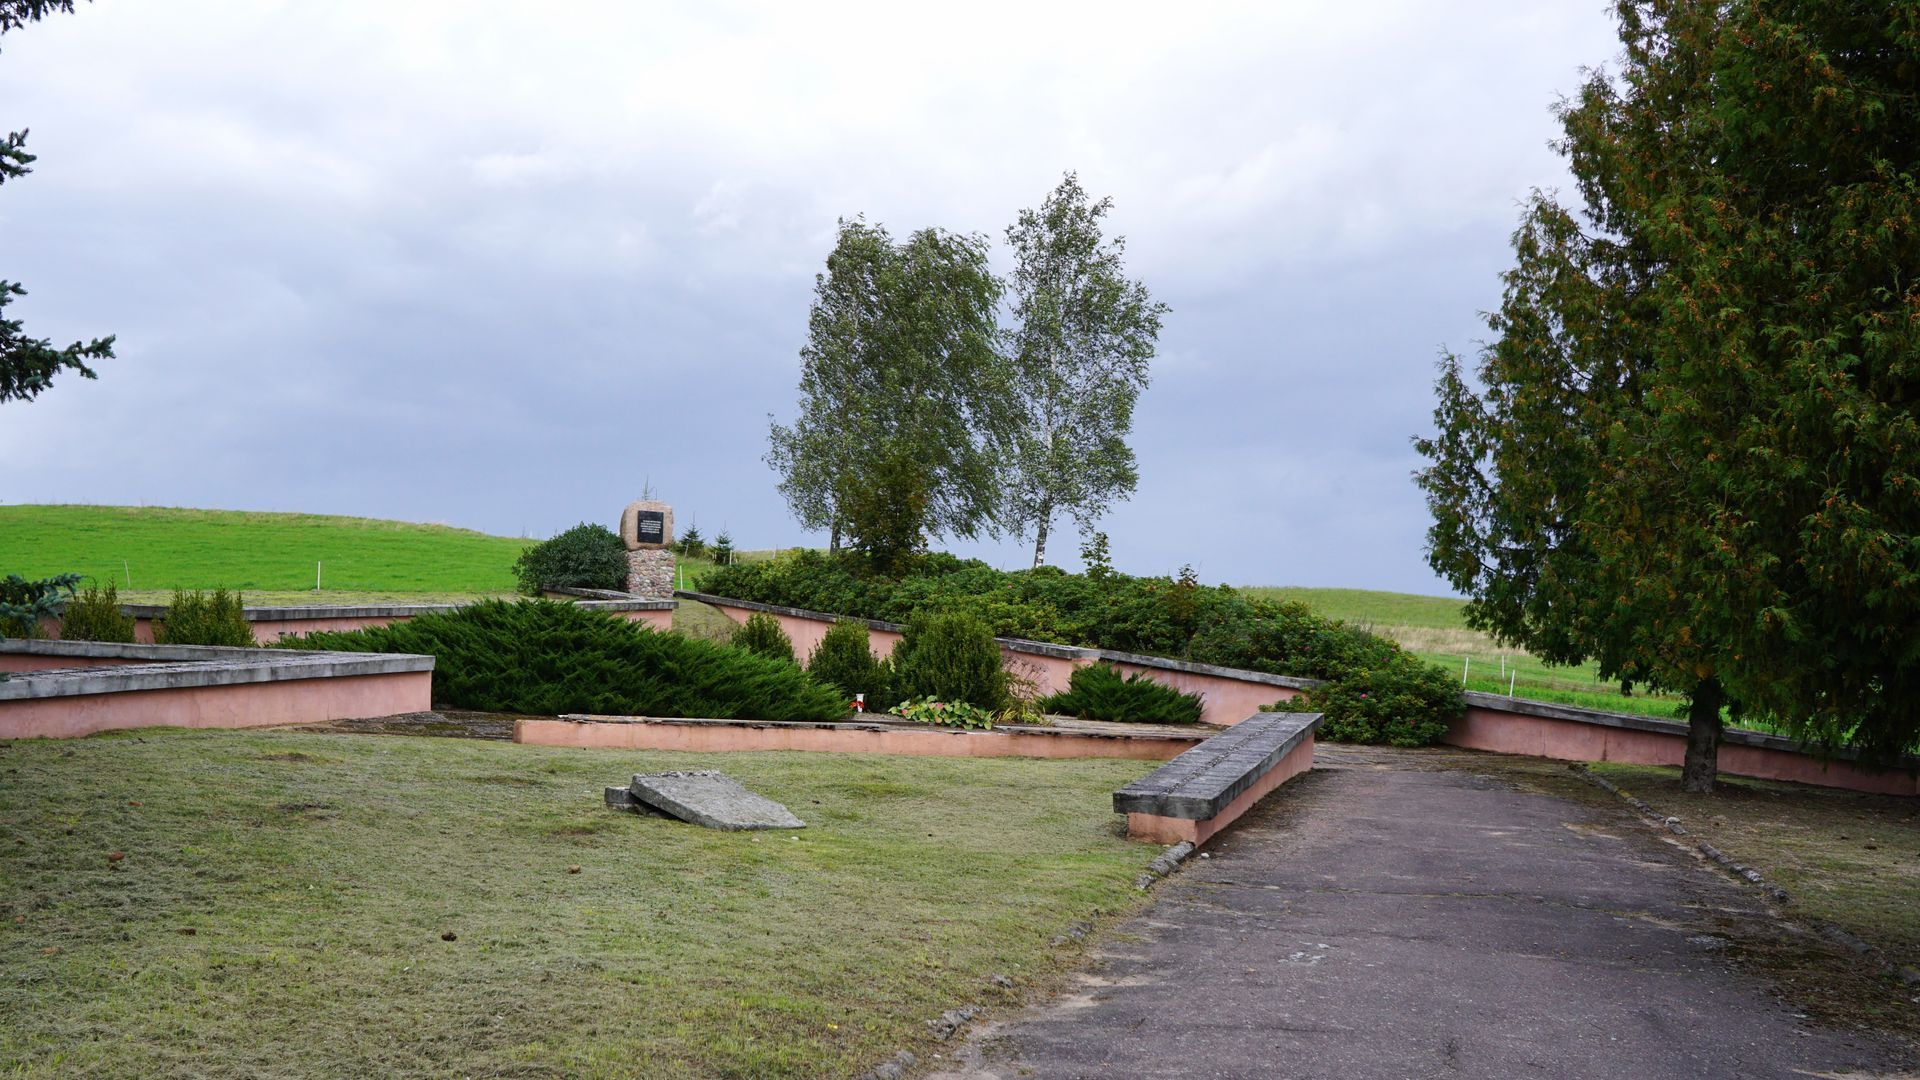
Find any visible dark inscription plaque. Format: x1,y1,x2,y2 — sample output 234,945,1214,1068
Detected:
636,510,666,545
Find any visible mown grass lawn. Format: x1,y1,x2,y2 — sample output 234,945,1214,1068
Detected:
0,730,1158,1078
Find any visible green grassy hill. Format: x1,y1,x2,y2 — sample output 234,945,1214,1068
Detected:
0,505,531,600
1246,583,1687,721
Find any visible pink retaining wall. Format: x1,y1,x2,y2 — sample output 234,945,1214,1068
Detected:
1,670,433,740
1125,739,1316,846
516,716,1199,761
704,601,1295,725
1448,705,1918,797
1105,659,1304,726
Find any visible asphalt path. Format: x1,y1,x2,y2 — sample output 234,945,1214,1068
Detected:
936,747,1911,1079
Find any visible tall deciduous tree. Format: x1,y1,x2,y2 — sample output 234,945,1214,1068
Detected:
767,218,1008,572
1,0,113,405
1004,173,1166,567
1417,0,1920,792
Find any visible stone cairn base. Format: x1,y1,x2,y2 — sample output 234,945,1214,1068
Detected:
626,548,675,598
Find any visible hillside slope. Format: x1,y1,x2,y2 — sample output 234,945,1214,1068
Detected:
0,505,528,595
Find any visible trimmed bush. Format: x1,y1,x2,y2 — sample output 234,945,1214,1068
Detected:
805,620,895,713
701,550,1463,744
282,599,844,721
731,612,795,664
1041,663,1202,725
59,583,136,643
1267,659,1459,747
154,589,254,647
892,610,1007,711
513,523,627,594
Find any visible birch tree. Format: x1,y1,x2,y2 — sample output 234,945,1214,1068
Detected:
1003,173,1166,567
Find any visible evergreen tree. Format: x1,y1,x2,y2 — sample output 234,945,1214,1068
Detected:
1417,0,1920,791
1,1,113,405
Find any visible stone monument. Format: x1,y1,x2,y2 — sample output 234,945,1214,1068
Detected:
620,499,675,597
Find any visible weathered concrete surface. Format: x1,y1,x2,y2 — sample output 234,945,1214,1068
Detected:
941,748,1912,1079
628,770,804,830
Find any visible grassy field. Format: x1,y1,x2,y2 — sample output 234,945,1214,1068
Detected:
1247,584,1691,720
0,728,1157,1078
0,505,762,603
0,505,530,594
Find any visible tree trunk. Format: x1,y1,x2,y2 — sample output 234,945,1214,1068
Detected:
1031,514,1051,569
829,522,841,554
1680,676,1724,794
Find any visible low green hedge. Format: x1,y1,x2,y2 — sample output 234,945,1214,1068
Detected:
1041,663,1203,725
282,599,845,721
701,551,1462,744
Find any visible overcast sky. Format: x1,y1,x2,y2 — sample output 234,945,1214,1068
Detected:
0,1,1622,593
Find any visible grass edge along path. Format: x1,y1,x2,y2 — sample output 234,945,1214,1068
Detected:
0,729,1159,1079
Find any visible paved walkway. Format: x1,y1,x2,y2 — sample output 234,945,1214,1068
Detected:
938,747,1910,1079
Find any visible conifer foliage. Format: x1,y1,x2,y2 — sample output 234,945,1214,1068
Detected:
1417,1,1920,789
286,600,845,722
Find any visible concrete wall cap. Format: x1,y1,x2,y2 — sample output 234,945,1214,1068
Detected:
0,644,433,701
1113,711,1323,820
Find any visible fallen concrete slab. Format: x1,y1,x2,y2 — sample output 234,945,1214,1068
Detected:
626,770,804,830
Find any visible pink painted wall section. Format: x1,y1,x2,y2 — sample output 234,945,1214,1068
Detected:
1124,740,1316,846
122,615,408,645
515,717,1199,761
1448,705,1918,797
619,608,674,632
701,599,1295,718
1,670,432,740
1105,660,1300,727
712,607,904,664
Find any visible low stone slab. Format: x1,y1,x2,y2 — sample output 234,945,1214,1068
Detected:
1113,711,1323,820
628,770,804,830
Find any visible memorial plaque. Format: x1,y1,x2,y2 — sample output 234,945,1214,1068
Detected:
620,499,673,550
636,511,665,546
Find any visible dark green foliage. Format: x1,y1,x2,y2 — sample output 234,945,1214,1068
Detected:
1267,662,1460,747
512,523,626,594
709,530,734,564
1414,1,1920,783
701,550,1462,744
0,571,77,638
677,524,705,558
1041,663,1201,725
767,219,1010,571
730,611,795,664
805,620,895,712
153,589,254,647
891,609,1008,711
58,582,134,643
282,600,845,721
2,2,113,407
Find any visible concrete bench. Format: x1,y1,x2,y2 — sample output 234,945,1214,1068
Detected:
1113,711,1323,845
